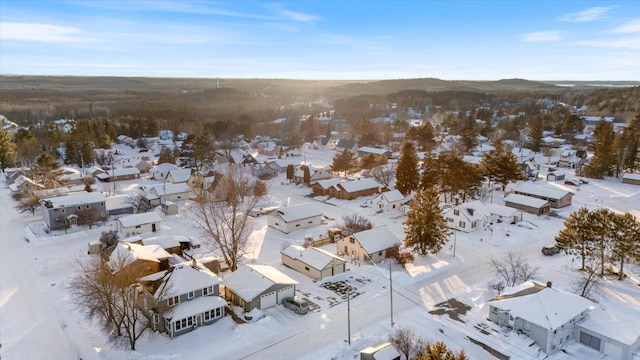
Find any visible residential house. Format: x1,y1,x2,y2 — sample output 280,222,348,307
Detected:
151,163,179,181
336,226,400,264
442,200,490,233
5,167,31,185
503,194,551,216
116,212,163,236
251,163,279,179
266,158,300,173
357,146,392,159
140,183,190,206
95,167,141,182
268,202,323,234
106,241,172,275
622,173,640,186
368,189,404,212
558,149,587,169
488,281,593,354
223,264,298,312
40,192,108,230
105,194,134,216
136,160,153,174
139,234,184,255
293,165,333,185
85,166,106,178
311,178,340,197
335,139,359,153
485,203,523,224
512,184,573,208
329,178,382,200
166,168,192,184
140,263,226,338
281,245,346,280
257,141,278,156
8,175,43,193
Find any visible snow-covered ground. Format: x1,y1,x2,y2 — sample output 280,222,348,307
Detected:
1,143,639,360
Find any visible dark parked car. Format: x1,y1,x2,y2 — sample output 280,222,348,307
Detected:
542,244,560,256
283,296,309,314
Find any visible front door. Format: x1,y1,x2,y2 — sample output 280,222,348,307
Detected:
196,314,202,327
152,223,157,232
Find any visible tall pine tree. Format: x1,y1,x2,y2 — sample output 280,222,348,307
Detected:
585,119,616,179
395,142,419,195
404,187,449,256
0,129,16,171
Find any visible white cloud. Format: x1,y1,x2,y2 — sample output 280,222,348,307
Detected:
608,19,640,34
0,22,92,43
557,6,613,22
574,36,640,50
519,31,564,42
264,4,320,22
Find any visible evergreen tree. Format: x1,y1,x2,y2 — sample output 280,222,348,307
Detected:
621,113,640,171
303,165,310,184
286,164,294,180
416,341,469,360
589,208,614,277
611,213,640,280
396,142,419,195
420,152,440,190
0,129,16,171
585,120,616,179
158,147,175,164
555,207,593,271
528,115,543,152
494,149,523,190
360,153,386,170
404,187,449,256
330,149,356,174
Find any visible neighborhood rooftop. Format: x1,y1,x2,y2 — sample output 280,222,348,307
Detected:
353,226,400,254
275,202,322,222
118,212,162,228
281,245,344,271
42,192,105,208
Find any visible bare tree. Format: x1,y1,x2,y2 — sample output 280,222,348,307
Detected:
489,252,539,287
127,194,152,213
188,164,266,271
389,326,417,360
16,192,42,215
342,214,373,233
69,256,150,350
371,163,397,188
573,257,603,299
78,207,99,229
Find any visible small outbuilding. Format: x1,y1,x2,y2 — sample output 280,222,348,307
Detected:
622,173,640,186
116,212,163,236
281,245,346,280
161,201,179,215
268,203,323,234
503,194,551,216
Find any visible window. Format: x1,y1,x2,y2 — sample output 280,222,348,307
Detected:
275,222,279,226
308,221,313,224
216,308,221,317
100,202,104,207
86,205,90,209
349,238,355,244
188,291,194,299
447,217,453,222
168,296,180,306
523,320,531,330
471,222,476,228
135,225,141,228
552,345,555,351
187,317,193,327
579,332,601,350
296,224,300,227
203,286,213,296
491,307,497,314
459,221,466,228
378,251,383,256
453,209,459,216
305,266,310,271
61,209,65,213
153,314,160,323
77,206,81,210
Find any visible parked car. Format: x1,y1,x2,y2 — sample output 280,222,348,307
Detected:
564,179,580,186
541,244,560,256
283,296,309,314
579,178,589,184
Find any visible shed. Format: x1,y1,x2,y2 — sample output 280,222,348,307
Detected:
281,245,346,280
485,203,523,224
512,184,573,208
503,194,551,216
105,195,134,216
622,173,640,186
116,212,163,236
268,203,323,234
162,201,179,215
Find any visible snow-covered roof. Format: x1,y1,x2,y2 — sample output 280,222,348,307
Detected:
105,195,133,211
336,178,381,193
379,189,404,203
490,282,593,330
223,264,297,302
314,178,340,189
156,264,222,299
485,203,520,218
267,158,299,168
352,226,400,254
358,146,388,155
512,184,571,200
168,168,192,183
117,212,162,228
581,115,614,122
107,242,172,271
622,173,640,181
503,194,549,208
281,245,345,270
41,192,105,208
142,235,182,250
576,305,640,346
447,200,490,222
151,163,179,175
165,295,227,321
148,183,189,196
96,167,140,179
274,203,323,222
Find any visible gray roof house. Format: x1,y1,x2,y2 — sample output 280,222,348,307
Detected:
267,203,323,234
105,194,134,216
139,262,226,338
336,226,400,264
488,281,594,355
368,189,404,212
512,184,573,208
40,192,108,230
223,264,298,312
166,168,192,184
336,139,359,153
281,245,346,280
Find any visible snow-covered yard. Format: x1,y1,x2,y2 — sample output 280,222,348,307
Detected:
1,144,639,360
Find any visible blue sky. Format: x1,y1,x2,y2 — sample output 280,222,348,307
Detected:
1,1,639,80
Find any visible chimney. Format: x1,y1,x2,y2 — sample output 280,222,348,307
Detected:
546,281,552,288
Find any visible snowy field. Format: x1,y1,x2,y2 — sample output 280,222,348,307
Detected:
1,143,639,360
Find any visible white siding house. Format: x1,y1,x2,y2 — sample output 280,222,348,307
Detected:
336,226,400,264
268,203,323,234
223,264,298,312
369,189,404,212
116,212,163,236
442,200,490,233
281,245,346,280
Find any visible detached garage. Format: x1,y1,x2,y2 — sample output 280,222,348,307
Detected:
281,245,346,280
575,306,640,360
223,264,298,312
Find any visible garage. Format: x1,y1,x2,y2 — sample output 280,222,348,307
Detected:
603,342,624,359
277,286,295,303
260,291,277,309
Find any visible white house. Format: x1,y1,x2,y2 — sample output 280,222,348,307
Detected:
485,203,522,224
281,245,346,280
442,200,490,233
116,212,163,236
268,203,323,234
223,264,298,312
369,189,404,212
166,168,192,184
140,183,190,206
151,163,179,181
336,226,400,264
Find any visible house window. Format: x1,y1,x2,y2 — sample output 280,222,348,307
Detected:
216,308,221,317
349,238,355,244
188,291,195,299
187,317,193,327
296,224,300,227
203,286,213,296
523,320,531,330
305,266,310,271
378,251,383,256
86,205,90,209
61,209,65,213
453,209,459,216
100,202,104,207
471,222,476,228
204,310,211,321
491,307,497,314
135,225,141,228
459,221,465,228
153,314,160,323
275,222,279,226
580,332,601,350
78,206,81,210
447,217,453,222
308,221,313,224
168,296,180,306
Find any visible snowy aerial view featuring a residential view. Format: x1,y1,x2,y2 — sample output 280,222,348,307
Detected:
1,1,640,360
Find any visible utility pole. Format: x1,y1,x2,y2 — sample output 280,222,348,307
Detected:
453,229,457,257
389,262,394,327
347,287,351,345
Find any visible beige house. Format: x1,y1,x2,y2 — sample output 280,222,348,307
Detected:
281,245,346,280
268,203,323,234
337,226,400,264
